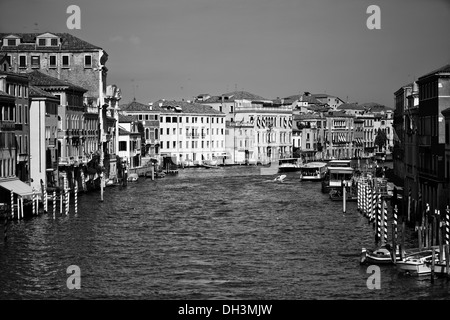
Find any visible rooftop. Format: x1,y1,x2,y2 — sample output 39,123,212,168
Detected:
154,99,225,115
29,85,58,99
120,99,164,112
201,90,268,103
0,32,102,51
27,70,87,92
419,63,450,80
118,114,138,123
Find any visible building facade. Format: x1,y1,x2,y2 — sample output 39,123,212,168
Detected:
120,100,162,163
156,100,226,165
0,70,30,182
417,64,450,215
29,85,59,192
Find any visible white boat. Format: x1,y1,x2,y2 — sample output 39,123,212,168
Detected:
202,159,219,168
360,244,402,265
274,174,287,183
278,158,302,172
127,173,139,182
430,261,448,275
321,166,354,193
396,249,438,276
299,162,327,181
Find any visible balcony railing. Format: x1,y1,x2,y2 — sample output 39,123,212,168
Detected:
0,120,15,131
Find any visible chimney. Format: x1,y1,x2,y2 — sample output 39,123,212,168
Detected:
148,102,153,110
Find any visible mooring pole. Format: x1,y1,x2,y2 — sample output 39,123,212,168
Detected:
342,180,347,213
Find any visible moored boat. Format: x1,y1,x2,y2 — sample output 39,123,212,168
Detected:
127,173,139,182
360,244,401,264
278,158,302,172
396,249,438,276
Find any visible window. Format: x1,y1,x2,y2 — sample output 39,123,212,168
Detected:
18,105,22,123
38,38,46,46
166,141,170,149
138,114,143,120
173,141,176,148
31,56,40,68
119,141,127,151
7,39,16,46
155,128,158,139
62,55,70,68
160,128,163,135
19,55,26,68
84,55,92,68
49,55,57,68
166,128,169,135
172,117,177,123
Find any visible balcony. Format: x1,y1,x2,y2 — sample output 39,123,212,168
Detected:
0,120,15,131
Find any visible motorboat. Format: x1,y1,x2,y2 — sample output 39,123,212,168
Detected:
278,158,302,172
127,173,139,182
202,159,220,169
274,174,287,183
396,249,438,276
299,162,328,181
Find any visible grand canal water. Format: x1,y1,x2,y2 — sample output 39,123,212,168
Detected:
1,165,449,300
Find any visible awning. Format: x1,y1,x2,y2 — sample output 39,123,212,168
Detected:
0,178,34,196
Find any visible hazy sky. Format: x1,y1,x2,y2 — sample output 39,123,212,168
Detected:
1,0,449,106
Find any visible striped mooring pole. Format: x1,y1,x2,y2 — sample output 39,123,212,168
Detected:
65,188,69,215
368,185,372,222
383,199,388,244
43,187,48,213
53,190,56,219
59,190,62,214
74,181,78,214
446,205,449,246
376,192,381,243
356,182,360,211
372,187,377,229
32,188,36,215
394,205,398,241
10,190,14,220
